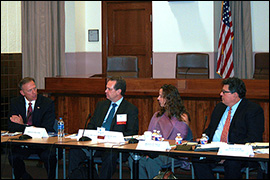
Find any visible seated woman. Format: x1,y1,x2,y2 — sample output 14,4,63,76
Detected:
129,84,191,179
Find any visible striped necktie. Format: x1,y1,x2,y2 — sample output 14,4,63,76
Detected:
27,102,33,125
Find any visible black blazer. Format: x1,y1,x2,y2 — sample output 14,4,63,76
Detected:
205,98,264,144
8,94,56,133
87,99,139,136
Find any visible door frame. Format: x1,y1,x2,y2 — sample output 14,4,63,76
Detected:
102,1,153,77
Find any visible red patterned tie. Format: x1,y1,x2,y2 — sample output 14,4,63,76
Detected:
27,102,33,125
220,107,231,143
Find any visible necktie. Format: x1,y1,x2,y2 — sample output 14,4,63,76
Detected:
102,103,117,131
27,102,33,125
220,107,231,143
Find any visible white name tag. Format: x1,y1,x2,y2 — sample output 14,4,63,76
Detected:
117,114,127,125
218,144,254,157
24,126,49,138
136,141,171,151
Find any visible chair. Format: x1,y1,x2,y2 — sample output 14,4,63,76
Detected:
106,56,139,78
212,165,254,179
190,159,256,179
91,152,127,179
12,119,61,179
176,53,209,79
253,53,269,79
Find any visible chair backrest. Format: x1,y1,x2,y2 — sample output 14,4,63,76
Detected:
54,119,58,132
253,53,269,79
107,56,139,78
185,127,194,141
176,53,209,79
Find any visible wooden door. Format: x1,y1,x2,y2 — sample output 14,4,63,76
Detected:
102,1,152,78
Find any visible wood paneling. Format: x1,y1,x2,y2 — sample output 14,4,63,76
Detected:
40,78,269,142
1,53,22,130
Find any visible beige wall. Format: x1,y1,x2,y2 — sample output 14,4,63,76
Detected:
1,1,269,78
1,1,21,53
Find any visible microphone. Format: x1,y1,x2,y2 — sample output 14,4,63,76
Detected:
195,116,208,144
79,113,92,141
202,116,208,132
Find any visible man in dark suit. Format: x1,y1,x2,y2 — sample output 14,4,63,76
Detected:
192,77,265,179
68,76,139,179
8,77,57,179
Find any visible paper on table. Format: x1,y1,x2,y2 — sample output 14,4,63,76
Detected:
245,142,269,148
254,148,269,154
1,132,22,136
194,142,226,152
65,133,78,139
124,135,144,141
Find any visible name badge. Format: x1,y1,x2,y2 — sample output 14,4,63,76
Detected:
117,114,127,125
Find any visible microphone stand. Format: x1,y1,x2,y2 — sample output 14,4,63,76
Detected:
202,116,208,132
79,113,92,141
197,116,208,144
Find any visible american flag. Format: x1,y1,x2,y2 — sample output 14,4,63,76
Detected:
216,1,234,78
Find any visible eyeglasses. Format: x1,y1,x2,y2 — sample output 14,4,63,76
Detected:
221,89,231,94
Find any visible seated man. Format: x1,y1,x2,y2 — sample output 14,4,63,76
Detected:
192,77,265,179
68,76,139,179
8,77,57,179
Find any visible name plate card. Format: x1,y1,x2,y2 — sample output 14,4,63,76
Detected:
76,129,125,143
104,131,125,143
136,141,171,151
77,129,98,141
218,144,254,157
24,126,49,138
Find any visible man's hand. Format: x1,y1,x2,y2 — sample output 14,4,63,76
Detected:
10,115,24,125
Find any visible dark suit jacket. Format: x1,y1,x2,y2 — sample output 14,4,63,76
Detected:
87,99,139,136
205,98,264,144
8,94,56,133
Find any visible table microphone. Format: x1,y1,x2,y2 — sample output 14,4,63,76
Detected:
197,116,208,144
79,113,92,141
202,116,208,132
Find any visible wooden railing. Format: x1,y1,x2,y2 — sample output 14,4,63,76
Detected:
40,77,269,142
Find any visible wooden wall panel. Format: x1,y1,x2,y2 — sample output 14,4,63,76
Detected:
125,96,155,135
1,53,22,130
40,78,269,142
53,95,106,133
183,99,218,140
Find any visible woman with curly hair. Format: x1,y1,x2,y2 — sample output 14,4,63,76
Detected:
133,84,192,179
149,84,191,134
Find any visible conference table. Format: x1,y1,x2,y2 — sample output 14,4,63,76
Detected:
1,134,269,179
1,133,66,179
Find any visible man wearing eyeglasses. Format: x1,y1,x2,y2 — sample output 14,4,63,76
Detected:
192,77,265,179
68,76,139,179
